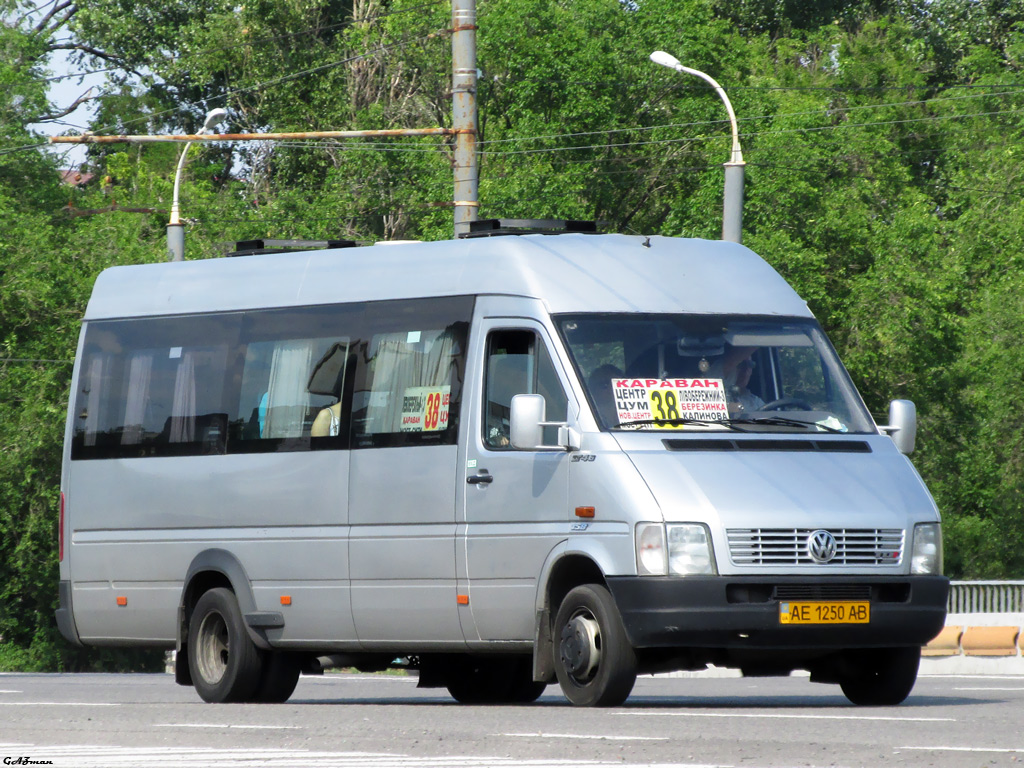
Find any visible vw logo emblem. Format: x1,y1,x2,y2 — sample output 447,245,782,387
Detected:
807,530,837,563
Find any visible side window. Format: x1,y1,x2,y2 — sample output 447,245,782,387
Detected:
235,337,348,442
71,296,472,459
483,330,568,450
72,315,238,459
349,297,471,449
353,327,460,439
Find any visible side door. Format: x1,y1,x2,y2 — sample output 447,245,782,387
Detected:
348,297,472,647
461,319,577,642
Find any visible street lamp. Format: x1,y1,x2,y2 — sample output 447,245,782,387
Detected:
650,51,745,243
167,107,228,261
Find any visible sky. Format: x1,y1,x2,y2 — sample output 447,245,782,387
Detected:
22,0,106,167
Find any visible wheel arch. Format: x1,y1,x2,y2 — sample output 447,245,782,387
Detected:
175,549,272,686
532,547,609,683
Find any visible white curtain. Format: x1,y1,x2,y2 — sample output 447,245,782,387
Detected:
169,351,196,443
121,352,154,445
364,329,457,434
263,341,313,438
82,354,106,447
364,335,420,433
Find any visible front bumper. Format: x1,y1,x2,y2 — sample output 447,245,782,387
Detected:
606,574,948,650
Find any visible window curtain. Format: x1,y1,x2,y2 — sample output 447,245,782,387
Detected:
121,352,154,445
364,328,458,434
82,354,107,447
364,334,421,433
263,341,313,438
169,351,196,443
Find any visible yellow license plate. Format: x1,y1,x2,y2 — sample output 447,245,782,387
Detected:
779,601,870,624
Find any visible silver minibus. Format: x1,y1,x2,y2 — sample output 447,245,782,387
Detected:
56,230,948,706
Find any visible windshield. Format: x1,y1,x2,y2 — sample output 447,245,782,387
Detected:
557,314,875,434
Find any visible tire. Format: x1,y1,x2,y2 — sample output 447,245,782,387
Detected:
552,584,637,707
839,646,921,706
446,656,546,705
253,652,301,703
188,587,264,703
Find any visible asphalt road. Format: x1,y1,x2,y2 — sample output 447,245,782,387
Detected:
1,671,1022,767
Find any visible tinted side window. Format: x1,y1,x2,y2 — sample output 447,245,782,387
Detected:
350,299,471,449
71,296,472,459
483,330,568,450
73,314,240,459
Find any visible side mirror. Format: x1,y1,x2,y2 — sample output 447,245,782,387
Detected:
510,394,545,449
510,394,578,451
882,399,917,455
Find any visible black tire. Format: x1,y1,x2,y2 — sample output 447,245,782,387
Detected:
188,587,264,703
839,646,921,706
446,656,546,704
552,584,637,707
254,652,301,703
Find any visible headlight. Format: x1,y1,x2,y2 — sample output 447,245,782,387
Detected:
667,524,716,576
636,523,667,575
911,523,942,575
636,523,716,576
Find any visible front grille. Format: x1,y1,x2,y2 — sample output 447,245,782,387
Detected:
727,528,904,566
773,584,872,600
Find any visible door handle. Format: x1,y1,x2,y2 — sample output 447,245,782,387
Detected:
467,471,493,485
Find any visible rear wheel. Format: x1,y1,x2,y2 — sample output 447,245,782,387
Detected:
188,587,264,703
839,646,921,705
254,652,301,703
446,656,546,704
553,584,637,707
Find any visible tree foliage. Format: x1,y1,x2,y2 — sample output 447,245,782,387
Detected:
3,0,1024,669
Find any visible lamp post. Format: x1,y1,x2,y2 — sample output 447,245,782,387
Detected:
167,108,228,261
650,51,744,243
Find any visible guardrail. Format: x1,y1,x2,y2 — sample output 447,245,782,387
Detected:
948,580,1024,613
925,581,1024,659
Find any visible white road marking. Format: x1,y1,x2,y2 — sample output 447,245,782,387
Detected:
953,686,1024,691
0,746,730,768
924,674,1024,680
615,711,954,722
0,690,23,693
502,732,668,741
900,746,1024,754
154,723,304,730
0,702,119,706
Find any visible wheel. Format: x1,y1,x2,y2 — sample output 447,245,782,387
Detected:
446,656,546,704
552,584,637,707
839,646,921,705
188,587,264,703
253,652,301,703
761,397,813,411
504,657,548,704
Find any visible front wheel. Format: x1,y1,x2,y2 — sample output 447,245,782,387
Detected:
553,584,637,707
839,646,921,705
188,587,264,703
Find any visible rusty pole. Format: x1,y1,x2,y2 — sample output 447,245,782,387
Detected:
451,0,479,238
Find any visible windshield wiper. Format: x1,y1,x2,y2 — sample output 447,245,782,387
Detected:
737,415,844,433
616,417,748,432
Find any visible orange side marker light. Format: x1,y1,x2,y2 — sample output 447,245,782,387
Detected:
280,596,292,606
456,594,469,605
575,506,596,518
116,596,127,606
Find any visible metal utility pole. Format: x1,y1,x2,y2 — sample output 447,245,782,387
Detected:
452,0,479,237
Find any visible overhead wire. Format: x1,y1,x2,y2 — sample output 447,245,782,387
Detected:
0,0,449,93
